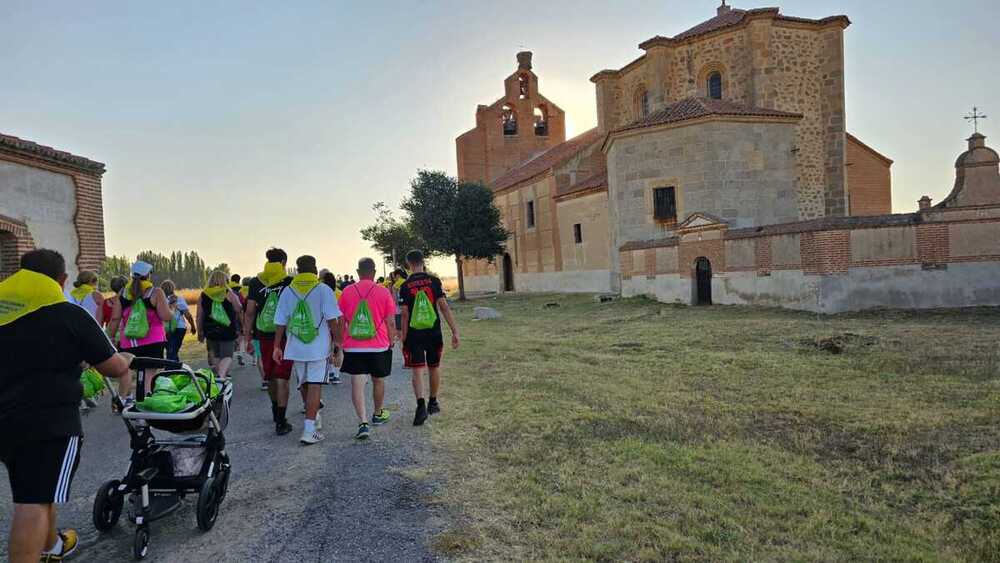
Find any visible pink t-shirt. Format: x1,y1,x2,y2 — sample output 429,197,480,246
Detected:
338,280,395,352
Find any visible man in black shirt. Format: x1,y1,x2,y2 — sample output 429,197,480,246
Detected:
0,249,130,562
399,250,460,426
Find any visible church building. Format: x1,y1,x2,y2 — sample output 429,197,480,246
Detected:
457,3,1000,312
0,132,106,281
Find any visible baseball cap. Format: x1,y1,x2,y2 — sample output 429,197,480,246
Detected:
131,261,153,277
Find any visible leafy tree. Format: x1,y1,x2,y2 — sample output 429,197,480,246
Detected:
401,170,508,300
98,250,228,291
361,201,427,269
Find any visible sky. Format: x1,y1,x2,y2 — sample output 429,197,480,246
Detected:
2,0,998,278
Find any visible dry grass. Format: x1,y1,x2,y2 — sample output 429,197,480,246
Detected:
429,294,1000,561
177,288,201,305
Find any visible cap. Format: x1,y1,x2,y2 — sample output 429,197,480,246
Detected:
131,261,153,277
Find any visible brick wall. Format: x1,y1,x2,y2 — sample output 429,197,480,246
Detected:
0,215,36,279
846,135,892,216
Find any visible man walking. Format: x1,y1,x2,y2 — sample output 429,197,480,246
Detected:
244,248,295,435
272,255,343,445
399,250,460,425
338,257,398,440
0,249,131,562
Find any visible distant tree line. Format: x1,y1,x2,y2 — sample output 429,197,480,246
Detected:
97,250,230,291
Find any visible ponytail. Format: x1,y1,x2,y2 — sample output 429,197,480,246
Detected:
130,276,144,300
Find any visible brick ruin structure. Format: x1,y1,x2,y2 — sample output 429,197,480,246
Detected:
0,132,106,280
456,2,999,312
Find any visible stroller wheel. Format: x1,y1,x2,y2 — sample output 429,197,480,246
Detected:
196,477,220,531
133,526,150,560
216,465,231,503
93,479,124,532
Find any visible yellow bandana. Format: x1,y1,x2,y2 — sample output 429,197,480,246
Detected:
0,269,67,326
258,262,286,288
203,285,228,302
125,280,153,300
290,273,320,295
239,286,249,299
227,281,241,290
70,284,96,302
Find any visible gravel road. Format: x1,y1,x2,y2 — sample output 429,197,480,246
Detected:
0,353,444,562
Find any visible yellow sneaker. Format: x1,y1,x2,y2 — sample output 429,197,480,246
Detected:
40,528,79,561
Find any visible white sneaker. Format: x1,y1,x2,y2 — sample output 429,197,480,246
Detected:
315,412,322,430
300,430,324,445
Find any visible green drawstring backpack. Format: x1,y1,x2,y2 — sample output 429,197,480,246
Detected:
123,298,150,339
409,290,438,330
256,290,279,333
209,299,231,327
349,286,377,340
80,368,106,400
288,287,320,344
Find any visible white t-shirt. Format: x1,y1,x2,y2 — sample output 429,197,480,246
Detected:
274,282,341,362
170,296,190,329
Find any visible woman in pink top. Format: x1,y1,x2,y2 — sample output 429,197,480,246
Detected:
337,257,398,440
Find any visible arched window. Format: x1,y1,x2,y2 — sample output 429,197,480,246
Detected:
533,106,548,136
502,104,518,136
518,75,529,100
635,88,650,119
707,72,723,100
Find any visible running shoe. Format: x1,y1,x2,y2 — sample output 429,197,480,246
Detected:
355,423,371,440
276,420,293,436
371,409,391,425
260,381,269,391
315,412,322,430
329,373,341,384
413,404,428,426
40,528,79,561
300,429,324,445
428,399,441,415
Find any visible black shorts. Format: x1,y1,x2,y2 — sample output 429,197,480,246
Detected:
403,339,443,369
341,350,393,378
121,342,166,359
1,436,82,504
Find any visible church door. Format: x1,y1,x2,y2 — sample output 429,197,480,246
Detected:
503,253,515,292
694,257,712,305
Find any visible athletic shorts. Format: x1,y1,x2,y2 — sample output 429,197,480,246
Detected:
258,337,292,380
252,339,261,358
341,350,393,378
121,342,166,360
403,339,443,369
206,339,236,359
293,360,329,388
0,436,82,504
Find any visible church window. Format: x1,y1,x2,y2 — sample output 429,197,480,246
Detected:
637,89,651,118
502,104,518,136
653,187,677,222
526,200,536,228
707,72,723,100
573,223,583,244
534,106,548,136
519,75,529,99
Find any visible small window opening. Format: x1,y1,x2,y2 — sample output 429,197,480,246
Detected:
653,187,677,222
573,223,583,244
708,72,723,100
533,106,548,136
526,200,536,228
518,75,529,99
502,104,518,136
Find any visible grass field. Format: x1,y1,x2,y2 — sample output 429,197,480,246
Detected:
429,294,1000,561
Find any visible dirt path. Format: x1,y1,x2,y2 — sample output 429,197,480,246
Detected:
0,352,443,562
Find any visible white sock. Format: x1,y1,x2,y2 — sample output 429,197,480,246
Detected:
44,535,63,555
304,419,316,434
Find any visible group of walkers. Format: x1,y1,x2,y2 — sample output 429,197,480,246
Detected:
0,245,460,562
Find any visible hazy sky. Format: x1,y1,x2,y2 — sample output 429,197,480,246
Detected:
2,1,998,278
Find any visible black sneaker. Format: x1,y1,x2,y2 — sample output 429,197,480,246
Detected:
276,420,293,436
413,404,428,426
355,423,371,440
428,399,440,415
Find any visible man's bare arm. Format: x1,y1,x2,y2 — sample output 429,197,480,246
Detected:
438,298,460,349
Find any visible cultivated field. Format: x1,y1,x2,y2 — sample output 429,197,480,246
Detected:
430,294,1000,561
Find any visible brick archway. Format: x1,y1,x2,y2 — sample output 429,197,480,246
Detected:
0,215,36,279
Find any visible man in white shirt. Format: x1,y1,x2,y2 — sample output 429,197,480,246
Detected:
272,255,344,445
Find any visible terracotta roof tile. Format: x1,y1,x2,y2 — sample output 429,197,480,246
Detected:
613,97,801,134
557,166,607,199
491,128,603,192
638,8,849,49
0,132,105,173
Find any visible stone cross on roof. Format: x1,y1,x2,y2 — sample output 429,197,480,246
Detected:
965,106,987,134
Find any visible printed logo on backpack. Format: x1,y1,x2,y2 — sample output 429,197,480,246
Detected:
409,289,438,330
288,286,321,344
349,285,377,340
256,289,280,333
123,297,150,339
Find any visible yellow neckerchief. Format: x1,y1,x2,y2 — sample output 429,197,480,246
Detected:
125,279,153,300
0,269,67,326
240,286,249,299
70,284,96,302
393,277,405,290
335,288,342,300
290,272,320,296
227,281,241,291
203,285,228,302
258,262,286,288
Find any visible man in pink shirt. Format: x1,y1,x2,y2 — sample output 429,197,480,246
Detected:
338,257,398,440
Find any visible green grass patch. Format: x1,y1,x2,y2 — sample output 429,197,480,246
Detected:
430,294,1000,561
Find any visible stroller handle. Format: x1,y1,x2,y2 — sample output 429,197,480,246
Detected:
131,357,183,371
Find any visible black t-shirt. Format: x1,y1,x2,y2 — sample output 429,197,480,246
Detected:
200,291,238,342
400,272,445,343
0,302,117,446
248,276,292,338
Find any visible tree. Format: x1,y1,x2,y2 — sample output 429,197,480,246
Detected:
361,201,427,269
401,170,508,300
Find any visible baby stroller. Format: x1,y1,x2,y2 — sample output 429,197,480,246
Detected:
92,357,233,560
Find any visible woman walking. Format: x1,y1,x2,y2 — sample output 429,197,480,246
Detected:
109,261,172,406
197,270,242,379
65,270,104,324
161,280,195,362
